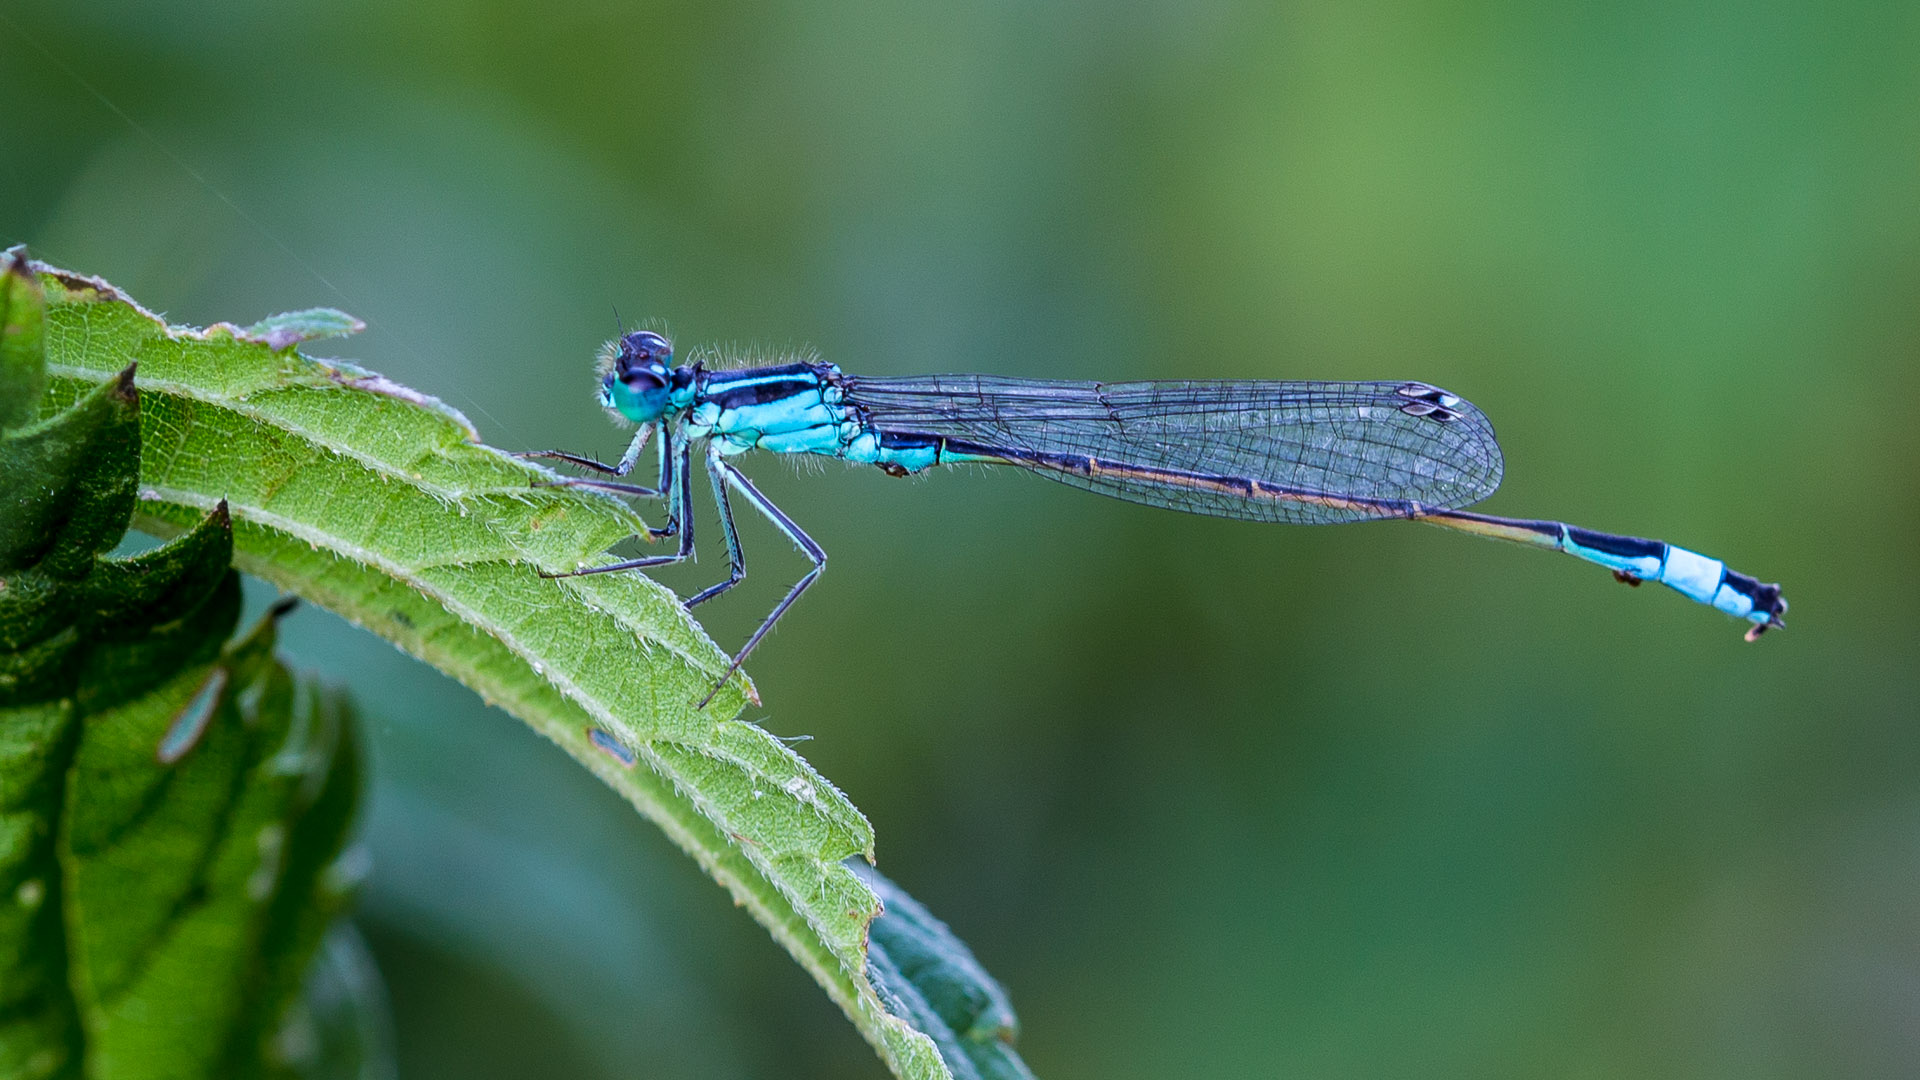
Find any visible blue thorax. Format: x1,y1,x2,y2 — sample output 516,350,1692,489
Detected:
599,330,858,460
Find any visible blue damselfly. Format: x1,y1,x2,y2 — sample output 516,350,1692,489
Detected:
528,331,1786,705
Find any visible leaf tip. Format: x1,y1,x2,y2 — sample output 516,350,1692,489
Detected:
2,243,36,283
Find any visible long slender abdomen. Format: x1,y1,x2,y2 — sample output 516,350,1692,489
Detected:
1415,508,1787,637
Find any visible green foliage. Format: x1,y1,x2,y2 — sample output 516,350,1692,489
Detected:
0,249,368,1079
23,254,1029,1079
858,864,1035,1080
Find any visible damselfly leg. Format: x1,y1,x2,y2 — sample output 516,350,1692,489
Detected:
538,432,696,575
685,444,745,609
694,450,825,708
529,430,825,708
520,420,656,480
523,423,680,540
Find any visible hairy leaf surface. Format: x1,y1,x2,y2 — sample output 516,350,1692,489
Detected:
26,256,1000,1078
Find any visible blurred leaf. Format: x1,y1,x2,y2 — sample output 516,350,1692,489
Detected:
280,924,394,1080
857,863,1035,1080
29,256,992,1079
1,245,371,1080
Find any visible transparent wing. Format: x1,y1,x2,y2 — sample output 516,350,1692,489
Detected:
837,374,1504,524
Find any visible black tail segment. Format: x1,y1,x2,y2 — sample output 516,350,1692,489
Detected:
1725,569,1788,641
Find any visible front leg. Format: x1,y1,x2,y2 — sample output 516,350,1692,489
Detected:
519,422,655,479
539,432,697,578
526,422,679,540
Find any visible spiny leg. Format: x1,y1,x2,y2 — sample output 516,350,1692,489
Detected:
545,476,663,498
519,422,655,479
525,422,680,540
520,448,655,482
540,433,697,578
697,456,826,709
686,445,746,609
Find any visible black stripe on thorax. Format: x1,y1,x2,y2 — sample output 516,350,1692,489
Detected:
702,364,824,410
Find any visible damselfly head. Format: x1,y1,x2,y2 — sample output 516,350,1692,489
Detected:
598,330,680,423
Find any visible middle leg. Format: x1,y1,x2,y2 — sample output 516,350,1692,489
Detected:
686,444,747,609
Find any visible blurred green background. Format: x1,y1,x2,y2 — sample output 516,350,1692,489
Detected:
5,2,1917,1077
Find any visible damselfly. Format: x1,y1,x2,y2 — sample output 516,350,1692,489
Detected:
528,330,1786,705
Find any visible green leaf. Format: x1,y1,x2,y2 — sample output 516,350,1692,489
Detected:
858,863,1036,1080
1,247,372,1080
62,605,367,1080
0,246,47,431
279,924,391,1080
28,257,1032,1079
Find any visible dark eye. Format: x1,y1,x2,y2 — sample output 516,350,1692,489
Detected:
620,330,672,367
616,330,673,388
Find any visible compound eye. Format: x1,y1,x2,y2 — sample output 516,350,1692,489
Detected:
620,330,673,369
614,331,672,389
